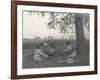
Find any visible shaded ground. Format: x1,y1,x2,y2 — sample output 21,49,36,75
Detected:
22,39,89,69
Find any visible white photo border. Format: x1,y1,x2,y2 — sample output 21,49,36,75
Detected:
17,5,95,75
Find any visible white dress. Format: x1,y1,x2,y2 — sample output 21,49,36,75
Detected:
33,49,46,61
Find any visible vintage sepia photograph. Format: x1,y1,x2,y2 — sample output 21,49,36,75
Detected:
22,11,90,69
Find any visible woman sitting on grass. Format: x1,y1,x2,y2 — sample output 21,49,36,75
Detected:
33,44,48,62
62,41,77,57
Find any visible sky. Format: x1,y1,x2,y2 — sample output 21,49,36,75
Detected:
23,11,89,39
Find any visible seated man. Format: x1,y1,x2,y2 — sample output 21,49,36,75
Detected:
43,42,55,56
33,44,48,62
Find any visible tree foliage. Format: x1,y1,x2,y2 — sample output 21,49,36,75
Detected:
47,12,75,33
28,11,89,34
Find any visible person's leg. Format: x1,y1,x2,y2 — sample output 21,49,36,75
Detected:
33,55,42,62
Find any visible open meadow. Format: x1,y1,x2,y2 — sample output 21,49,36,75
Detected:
22,39,89,69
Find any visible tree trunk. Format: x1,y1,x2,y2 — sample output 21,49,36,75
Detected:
75,14,85,54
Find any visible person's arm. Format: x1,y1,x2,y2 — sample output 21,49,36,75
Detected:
68,46,72,51
63,46,72,53
63,47,69,52
39,50,48,57
38,50,45,55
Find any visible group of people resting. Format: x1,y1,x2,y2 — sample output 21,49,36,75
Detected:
33,41,76,62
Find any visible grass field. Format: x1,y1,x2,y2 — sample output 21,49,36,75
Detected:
22,39,89,69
